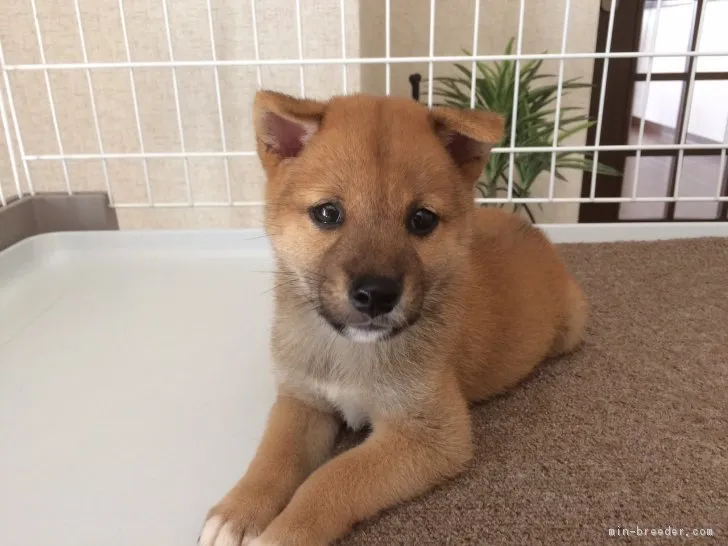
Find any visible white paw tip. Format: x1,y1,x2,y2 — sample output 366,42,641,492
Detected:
217,522,244,546
198,517,244,546
241,533,260,546
248,537,280,546
198,516,222,546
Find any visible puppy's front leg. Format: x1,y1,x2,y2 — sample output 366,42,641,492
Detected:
253,403,472,546
199,394,340,546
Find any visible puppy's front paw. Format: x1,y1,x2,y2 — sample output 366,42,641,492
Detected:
247,538,281,546
250,515,325,546
199,515,251,546
198,490,281,546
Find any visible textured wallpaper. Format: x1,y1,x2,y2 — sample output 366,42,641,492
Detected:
0,0,599,228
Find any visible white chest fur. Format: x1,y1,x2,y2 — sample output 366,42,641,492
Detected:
272,311,413,431
311,380,369,430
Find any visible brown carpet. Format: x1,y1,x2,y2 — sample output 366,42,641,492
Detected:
338,237,728,545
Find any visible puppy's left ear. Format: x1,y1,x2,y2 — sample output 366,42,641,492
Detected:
429,106,505,185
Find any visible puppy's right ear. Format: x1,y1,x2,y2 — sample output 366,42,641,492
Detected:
253,90,328,171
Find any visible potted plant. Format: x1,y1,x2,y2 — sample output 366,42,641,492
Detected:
425,38,621,222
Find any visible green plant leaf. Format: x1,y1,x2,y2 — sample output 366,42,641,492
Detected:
430,36,623,222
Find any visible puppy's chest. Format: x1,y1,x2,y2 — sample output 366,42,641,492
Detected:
307,379,371,431
292,356,384,431
273,314,421,430
275,340,396,431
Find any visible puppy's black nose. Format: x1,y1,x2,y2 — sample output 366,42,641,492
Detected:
349,275,402,317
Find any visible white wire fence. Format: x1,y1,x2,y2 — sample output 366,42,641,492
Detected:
0,0,726,220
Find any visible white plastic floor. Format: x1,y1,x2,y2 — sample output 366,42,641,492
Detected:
2,224,728,546
0,231,278,546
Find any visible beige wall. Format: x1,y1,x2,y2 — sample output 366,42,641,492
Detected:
1,0,599,228
0,0,360,228
359,0,601,223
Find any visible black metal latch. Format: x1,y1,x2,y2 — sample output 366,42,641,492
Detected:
408,73,422,102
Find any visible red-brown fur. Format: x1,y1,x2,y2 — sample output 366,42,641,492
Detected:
199,91,587,546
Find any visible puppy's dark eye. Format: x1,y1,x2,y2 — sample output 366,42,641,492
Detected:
310,202,343,228
408,208,439,236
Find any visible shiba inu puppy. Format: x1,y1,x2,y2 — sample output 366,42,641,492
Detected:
199,90,587,546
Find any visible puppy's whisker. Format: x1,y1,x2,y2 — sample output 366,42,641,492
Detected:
262,278,300,295
323,325,340,360
289,296,323,315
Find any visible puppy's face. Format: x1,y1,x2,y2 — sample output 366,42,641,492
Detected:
255,92,503,342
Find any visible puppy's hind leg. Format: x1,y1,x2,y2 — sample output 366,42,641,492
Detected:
549,279,588,357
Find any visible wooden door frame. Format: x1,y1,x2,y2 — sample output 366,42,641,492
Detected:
578,0,728,223
579,0,645,223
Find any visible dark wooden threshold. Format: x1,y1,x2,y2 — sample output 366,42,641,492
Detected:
616,216,728,224
0,192,118,252
634,71,728,82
